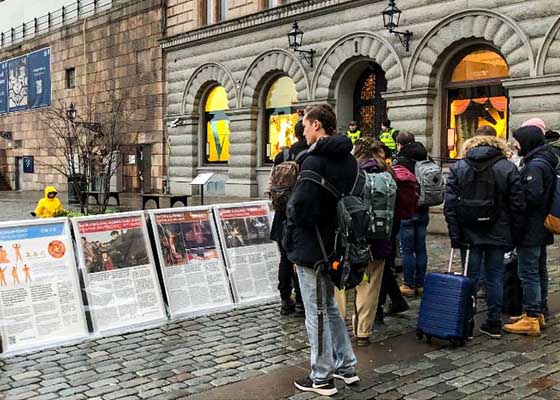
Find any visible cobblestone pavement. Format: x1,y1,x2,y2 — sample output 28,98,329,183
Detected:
0,235,559,399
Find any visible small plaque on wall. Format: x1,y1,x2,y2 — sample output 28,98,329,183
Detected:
23,156,34,173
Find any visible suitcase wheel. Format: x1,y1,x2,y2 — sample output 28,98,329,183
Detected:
416,329,423,340
450,338,464,349
426,335,432,344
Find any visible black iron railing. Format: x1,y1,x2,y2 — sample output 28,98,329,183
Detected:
0,0,113,50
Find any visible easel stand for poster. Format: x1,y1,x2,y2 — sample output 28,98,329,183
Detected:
190,173,214,205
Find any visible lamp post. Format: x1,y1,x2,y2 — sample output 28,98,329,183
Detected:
382,0,413,52
288,22,315,68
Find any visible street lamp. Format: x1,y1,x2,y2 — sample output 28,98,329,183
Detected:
382,0,413,52
288,22,315,68
67,102,77,121
66,102,102,134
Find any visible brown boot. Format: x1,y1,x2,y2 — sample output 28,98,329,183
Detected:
508,313,526,323
509,313,546,329
539,314,546,330
399,284,415,297
503,315,541,337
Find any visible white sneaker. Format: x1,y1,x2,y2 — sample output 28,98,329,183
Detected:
333,372,360,385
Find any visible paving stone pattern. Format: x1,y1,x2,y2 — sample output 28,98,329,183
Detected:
0,235,559,399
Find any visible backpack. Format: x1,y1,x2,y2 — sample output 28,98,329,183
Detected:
544,174,560,234
415,159,445,207
456,157,502,226
270,149,300,212
393,165,418,220
362,171,397,240
299,164,371,291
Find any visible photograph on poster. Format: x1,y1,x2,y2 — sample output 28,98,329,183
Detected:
155,211,217,267
8,56,28,110
77,218,149,273
222,212,271,249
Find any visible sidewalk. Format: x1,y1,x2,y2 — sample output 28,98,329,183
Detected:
0,234,559,399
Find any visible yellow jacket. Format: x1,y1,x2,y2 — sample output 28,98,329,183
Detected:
34,186,64,218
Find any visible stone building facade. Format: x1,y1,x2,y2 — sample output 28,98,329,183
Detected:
162,0,560,198
0,0,166,192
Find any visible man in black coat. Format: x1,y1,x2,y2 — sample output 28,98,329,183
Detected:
286,104,359,396
445,135,526,338
269,120,307,316
504,126,556,337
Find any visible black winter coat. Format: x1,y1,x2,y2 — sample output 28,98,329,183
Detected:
269,140,309,244
518,145,556,246
285,135,358,268
444,136,526,250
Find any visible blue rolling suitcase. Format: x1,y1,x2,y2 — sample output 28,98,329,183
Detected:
417,249,476,347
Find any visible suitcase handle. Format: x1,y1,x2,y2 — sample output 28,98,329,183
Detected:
448,248,470,277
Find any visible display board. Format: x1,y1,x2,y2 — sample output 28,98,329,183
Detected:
72,212,166,333
0,218,88,354
213,201,279,304
148,207,233,318
0,47,51,115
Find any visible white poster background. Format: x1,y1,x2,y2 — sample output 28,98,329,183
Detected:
0,218,88,355
213,201,279,305
148,207,233,319
71,211,167,334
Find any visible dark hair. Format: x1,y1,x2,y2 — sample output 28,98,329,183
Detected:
396,132,415,146
294,120,305,141
349,120,358,125
382,119,391,128
353,137,387,171
545,130,560,142
110,231,119,236
304,104,337,136
475,125,497,136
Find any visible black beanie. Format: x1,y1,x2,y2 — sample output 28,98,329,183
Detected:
513,126,545,156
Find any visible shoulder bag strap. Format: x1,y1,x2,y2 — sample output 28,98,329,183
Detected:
298,170,340,199
314,225,327,357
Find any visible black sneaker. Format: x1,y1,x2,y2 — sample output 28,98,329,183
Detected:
294,377,337,396
375,308,384,324
294,303,305,317
479,322,502,339
280,299,295,315
388,299,409,315
333,372,360,385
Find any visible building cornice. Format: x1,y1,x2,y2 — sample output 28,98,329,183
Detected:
160,0,376,51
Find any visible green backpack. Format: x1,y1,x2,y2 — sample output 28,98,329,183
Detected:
362,171,397,240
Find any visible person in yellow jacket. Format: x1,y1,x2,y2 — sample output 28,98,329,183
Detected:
346,120,361,144
379,119,397,152
33,186,64,218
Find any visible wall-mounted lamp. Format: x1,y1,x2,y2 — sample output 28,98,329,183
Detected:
0,131,13,140
288,22,316,68
66,102,102,133
382,0,413,52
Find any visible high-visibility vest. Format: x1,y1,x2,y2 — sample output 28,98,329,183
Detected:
379,128,396,150
346,130,361,144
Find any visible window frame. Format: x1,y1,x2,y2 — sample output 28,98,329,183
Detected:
65,67,76,89
203,85,230,165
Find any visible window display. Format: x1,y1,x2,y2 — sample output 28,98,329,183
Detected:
205,86,230,163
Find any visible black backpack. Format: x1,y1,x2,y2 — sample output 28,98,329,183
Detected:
299,163,371,291
457,157,503,226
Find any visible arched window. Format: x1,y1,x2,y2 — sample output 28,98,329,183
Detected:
205,86,230,163
446,49,509,158
264,76,299,163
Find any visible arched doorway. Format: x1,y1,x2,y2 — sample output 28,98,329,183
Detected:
335,61,387,137
444,47,509,158
353,65,387,137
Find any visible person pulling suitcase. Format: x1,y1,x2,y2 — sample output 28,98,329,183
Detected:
443,134,526,338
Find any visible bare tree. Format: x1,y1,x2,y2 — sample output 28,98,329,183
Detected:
39,82,134,215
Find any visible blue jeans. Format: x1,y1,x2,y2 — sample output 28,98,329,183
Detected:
517,246,548,317
400,210,429,288
461,246,505,323
296,265,357,382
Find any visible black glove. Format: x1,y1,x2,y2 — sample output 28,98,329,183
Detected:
30,212,36,217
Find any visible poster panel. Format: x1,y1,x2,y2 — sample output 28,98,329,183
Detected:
0,62,7,115
27,48,51,110
0,218,88,355
214,201,279,304
72,212,167,334
148,207,233,318
7,55,28,112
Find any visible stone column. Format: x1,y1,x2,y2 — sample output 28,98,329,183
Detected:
383,88,438,154
503,75,560,131
167,115,199,195
227,107,258,198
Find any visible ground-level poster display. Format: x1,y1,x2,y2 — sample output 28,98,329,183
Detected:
0,218,88,354
213,202,279,304
72,212,166,333
148,207,233,318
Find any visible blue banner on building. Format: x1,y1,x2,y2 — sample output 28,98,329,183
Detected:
0,63,7,115
27,48,51,110
7,56,28,113
1,47,50,114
